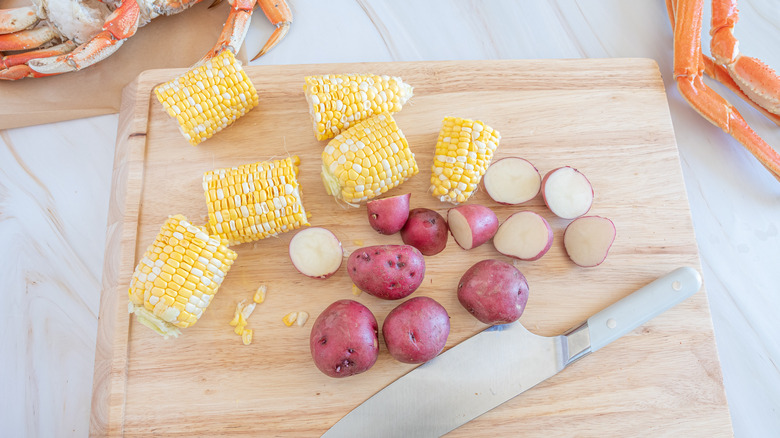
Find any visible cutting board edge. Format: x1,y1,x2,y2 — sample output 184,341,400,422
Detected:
90,73,154,437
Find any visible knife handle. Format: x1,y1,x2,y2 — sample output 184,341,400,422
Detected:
587,267,702,352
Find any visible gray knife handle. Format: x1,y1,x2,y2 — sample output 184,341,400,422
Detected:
587,267,702,352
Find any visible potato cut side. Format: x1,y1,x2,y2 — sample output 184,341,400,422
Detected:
493,211,553,261
447,209,474,249
289,227,343,279
542,167,594,219
483,157,541,204
563,216,616,267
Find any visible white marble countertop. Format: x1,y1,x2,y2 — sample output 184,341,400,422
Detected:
2,1,778,436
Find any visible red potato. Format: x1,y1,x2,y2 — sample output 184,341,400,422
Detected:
457,259,529,325
288,227,343,279
366,193,411,235
382,296,450,364
447,204,499,250
347,245,425,300
310,300,379,378
541,166,594,219
400,208,448,256
563,216,616,267
483,157,541,204
493,211,553,261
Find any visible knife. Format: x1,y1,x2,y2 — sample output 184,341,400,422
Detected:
322,266,702,438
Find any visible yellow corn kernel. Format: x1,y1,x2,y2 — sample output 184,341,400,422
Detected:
321,113,418,206
234,313,247,335
204,157,310,245
128,215,237,338
253,284,267,303
352,284,362,296
282,312,298,327
304,74,414,141
153,51,259,146
296,311,310,327
242,328,253,345
429,117,500,204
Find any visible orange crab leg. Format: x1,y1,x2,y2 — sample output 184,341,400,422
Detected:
710,0,780,115
201,0,257,61
664,0,780,126
0,27,57,51
252,0,292,60
672,0,780,181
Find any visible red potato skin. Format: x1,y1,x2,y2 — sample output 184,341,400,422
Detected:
541,166,594,219
457,259,529,325
400,208,449,256
382,297,450,364
366,193,411,235
448,204,499,250
347,245,426,300
310,300,379,378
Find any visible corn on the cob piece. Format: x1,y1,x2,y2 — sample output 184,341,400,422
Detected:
154,50,259,146
203,156,310,245
321,113,418,205
430,116,501,204
304,74,414,141
128,215,237,338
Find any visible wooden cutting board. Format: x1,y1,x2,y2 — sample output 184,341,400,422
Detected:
90,59,733,437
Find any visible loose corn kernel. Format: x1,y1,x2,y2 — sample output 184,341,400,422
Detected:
352,284,362,296
234,313,247,335
154,51,259,146
304,74,413,141
282,312,298,327
128,215,237,338
203,157,310,245
253,284,267,303
242,328,253,345
296,311,309,327
429,117,500,204
321,113,418,205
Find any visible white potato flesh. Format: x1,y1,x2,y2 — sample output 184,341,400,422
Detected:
493,211,552,260
563,216,616,267
289,227,343,278
483,157,541,204
447,209,473,249
542,167,593,219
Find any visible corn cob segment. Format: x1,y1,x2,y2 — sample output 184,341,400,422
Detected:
204,156,310,245
321,113,418,205
430,117,501,204
304,74,414,141
128,215,237,338
154,50,259,146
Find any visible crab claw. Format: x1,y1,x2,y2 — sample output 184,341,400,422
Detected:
252,0,292,60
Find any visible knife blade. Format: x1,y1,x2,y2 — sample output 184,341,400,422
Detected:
322,267,702,438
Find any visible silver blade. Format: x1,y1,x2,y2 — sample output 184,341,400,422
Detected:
322,321,589,438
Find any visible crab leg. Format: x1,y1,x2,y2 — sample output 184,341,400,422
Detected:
0,6,38,34
664,0,780,126
671,0,780,180
201,0,257,62
252,0,292,60
710,0,780,115
0,27,57,51
24,0,140,77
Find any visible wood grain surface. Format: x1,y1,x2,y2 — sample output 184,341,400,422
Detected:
90,59,732,437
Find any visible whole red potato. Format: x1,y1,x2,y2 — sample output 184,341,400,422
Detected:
310,300,379,378
382,296,450,364
400,208,448,256
457,259,529,325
